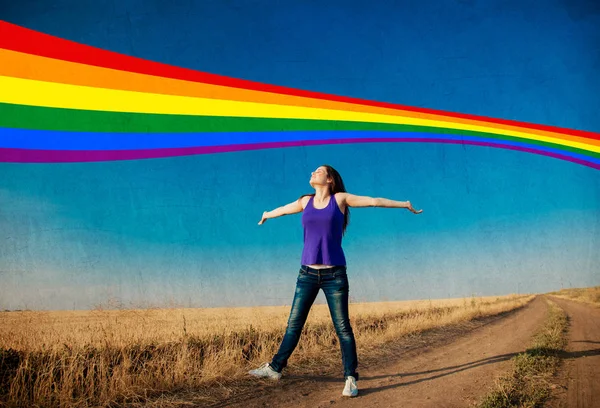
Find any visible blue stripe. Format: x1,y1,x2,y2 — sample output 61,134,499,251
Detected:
0,127,597,164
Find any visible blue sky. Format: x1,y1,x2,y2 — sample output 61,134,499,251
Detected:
1,0,599,310
1,144,598,310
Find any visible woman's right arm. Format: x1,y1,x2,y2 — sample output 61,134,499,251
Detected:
258,196,309,225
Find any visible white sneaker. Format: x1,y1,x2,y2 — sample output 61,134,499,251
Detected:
248,363,282,380
342,376,358,397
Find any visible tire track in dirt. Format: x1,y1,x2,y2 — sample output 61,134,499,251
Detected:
219,296,549,408
547,297,600,408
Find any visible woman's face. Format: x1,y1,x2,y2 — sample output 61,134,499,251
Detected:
310,166,330,187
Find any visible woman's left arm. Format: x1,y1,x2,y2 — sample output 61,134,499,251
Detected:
339,193,423,214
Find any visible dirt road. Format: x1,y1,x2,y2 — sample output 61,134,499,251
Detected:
211,297,552,408
547,297,600,408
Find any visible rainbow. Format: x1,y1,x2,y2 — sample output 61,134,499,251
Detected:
1,21,599,168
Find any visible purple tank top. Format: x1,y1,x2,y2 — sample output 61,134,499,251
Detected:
301,195,346,266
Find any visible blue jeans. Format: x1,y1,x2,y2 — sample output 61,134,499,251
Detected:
270,265,359,380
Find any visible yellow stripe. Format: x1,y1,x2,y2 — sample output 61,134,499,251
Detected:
0,75,597,153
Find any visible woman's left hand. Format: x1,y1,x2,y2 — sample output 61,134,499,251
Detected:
407,201,423,214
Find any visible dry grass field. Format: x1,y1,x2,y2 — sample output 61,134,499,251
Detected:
0,294,533,407
548,286,600,306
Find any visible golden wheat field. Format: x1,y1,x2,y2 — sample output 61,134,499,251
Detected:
0,294,533,407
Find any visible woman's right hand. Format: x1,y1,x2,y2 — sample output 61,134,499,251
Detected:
258,211,269,225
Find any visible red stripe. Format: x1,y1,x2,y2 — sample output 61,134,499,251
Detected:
1,21,598,140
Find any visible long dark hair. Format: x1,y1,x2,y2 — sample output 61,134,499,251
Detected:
301,164,350,235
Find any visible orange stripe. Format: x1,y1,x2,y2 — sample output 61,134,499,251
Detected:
0,48,596,146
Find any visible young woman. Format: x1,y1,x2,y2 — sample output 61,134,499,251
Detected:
249,165,422,397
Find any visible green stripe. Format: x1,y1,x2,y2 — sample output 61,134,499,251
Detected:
0,102,478,133
1,103,597,159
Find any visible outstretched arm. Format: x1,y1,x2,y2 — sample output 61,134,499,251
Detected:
339,193,423,214
258,197,307,225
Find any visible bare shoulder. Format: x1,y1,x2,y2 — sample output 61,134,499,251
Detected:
334,192,349,204
299,195,312,209
334,193,349,213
